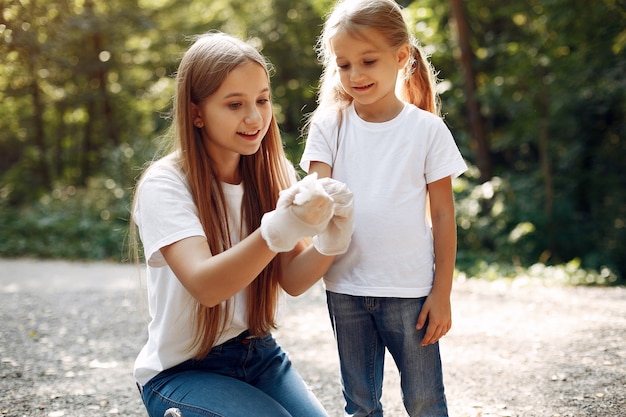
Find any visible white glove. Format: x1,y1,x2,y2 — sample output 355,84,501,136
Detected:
313,177,354,256
260,173,334,252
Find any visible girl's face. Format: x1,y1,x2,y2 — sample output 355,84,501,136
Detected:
193,62,272,181
331,28,409,121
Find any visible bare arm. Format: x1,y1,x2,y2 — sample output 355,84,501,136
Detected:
160,167,342,307
309,161,332,179
161,170,338,305
417,176,456,346
160,229,277,308
279,241,336,296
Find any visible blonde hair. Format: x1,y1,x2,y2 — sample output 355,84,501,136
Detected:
314,0,439,116
131,32,292,358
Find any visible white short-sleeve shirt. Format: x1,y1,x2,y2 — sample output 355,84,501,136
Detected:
301,103,467,298
133,154,251,385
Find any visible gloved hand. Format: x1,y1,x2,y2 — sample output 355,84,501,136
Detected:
313,177,354,256
260,173,334,252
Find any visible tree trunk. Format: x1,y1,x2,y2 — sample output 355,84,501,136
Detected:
30,76,51,190
449,0,492,183
537,67,554,259
81,100,96,186
93,33,119,147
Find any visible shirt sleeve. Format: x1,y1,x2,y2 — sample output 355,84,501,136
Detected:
299,112,338,173
134,160,206,267
424,118,468,184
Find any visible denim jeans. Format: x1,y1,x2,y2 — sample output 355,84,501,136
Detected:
139,331,328,417
326,291,448,417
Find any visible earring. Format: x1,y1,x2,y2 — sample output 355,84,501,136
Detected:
194,120,203,128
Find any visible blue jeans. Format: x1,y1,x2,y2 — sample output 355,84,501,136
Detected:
139,331,328,417
326,291,448,417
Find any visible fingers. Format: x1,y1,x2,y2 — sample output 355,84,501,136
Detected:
420,320,452,346
291,193,334,226
318,178,352,201
416,308,427,330
317,177,347,195
332,199,354,218
277,174,334,226
278,173,320,208
317,177,354,218
260,174,333,253
417,303,452,346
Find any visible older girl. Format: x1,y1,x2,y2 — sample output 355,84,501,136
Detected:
132,31,352,417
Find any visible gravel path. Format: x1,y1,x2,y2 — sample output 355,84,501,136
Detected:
1,259,625,417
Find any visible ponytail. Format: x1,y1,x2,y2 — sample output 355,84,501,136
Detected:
400,42,440,116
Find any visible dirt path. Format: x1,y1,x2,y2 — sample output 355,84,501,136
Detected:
1,259,625,417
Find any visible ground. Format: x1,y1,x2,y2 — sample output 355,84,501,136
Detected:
0,259,624,417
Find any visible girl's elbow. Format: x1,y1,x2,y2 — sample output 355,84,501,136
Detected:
199,296,222,308
184,275,226,308
286,287,306,297
279,281,305,297
190,289,222,308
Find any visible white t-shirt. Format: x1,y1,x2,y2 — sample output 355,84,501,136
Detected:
301,103,467,298
132,153,273,386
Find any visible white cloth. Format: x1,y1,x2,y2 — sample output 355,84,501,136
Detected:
300,103,467,298
260,173,333,252
132,153,292,386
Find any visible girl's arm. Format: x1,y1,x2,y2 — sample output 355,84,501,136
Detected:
162,229,334,304
160,229,277,308
161,171,339,306
417,175,456,346
308,161,332,178
274,160,340,295
278,240,336,296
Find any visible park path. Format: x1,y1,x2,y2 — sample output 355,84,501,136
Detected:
1,258,625,417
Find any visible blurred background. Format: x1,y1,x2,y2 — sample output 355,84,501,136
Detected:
1,0,624,284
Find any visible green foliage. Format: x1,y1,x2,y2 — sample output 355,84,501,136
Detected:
0,179,130,260
454,168,623,284
0,0,168,205
1,0,624,283
456,259,619,287
435,0,626,283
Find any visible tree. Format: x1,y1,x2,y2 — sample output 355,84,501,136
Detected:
449,0,491,183
1,0,624,279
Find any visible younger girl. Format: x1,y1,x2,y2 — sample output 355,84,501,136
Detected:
131,31,353,417
300,1,467,415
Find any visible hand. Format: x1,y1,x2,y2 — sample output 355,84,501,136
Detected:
416,292,452,346
313,177,354,256
260,174,334,252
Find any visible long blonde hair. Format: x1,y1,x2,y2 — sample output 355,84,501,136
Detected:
132,32,292,358
313,0,439,118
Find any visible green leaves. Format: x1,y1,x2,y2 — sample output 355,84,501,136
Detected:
0,0,624,281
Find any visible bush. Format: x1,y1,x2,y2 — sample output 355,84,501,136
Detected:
454,170,623,285
0,172,621,287
0,178,131,261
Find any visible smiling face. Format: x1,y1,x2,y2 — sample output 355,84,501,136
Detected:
331,27,409,122
192,61,273,182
